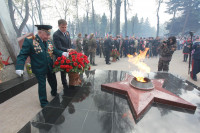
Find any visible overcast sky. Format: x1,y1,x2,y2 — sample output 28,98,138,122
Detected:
40,0,172,31
92,0,172,27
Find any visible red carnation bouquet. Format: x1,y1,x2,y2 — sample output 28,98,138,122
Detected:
53,51,90,74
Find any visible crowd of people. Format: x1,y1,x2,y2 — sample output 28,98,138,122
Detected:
73,33,200,81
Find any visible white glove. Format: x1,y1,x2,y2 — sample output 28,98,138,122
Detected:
16,70,24,77
62,52,69,57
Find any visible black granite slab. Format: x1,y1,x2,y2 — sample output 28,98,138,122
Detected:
18,70,200,133
0,72,37,104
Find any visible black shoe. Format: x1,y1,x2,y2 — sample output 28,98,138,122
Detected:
106,63,111,65
51,92,58,97
92,64,97,66
63,85,69,89
192,78,197,81
41,102,49,108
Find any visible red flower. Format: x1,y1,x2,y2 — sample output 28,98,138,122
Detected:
84,55,87,58
66,59,71,64
54,61,59,66
72,58,76,62
61,60,65,65
60,65,65,69
66,65,70,69
62,56,66,60
69,66,73,69
53,51,90,74
89,66,91,70
57,57,61,61
73,62,78,66
78,64,82,69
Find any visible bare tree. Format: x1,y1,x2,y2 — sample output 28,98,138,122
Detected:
169,8,177,35
12,2,30,32
55,0,71,20
156,0,163,37
91,0,96,33
85,0,90,34
74,0,80,35
30,0,35,33
115,0,122,36
8,0,29,37
106,0,113,34
124,0,127,36
35,0,43,24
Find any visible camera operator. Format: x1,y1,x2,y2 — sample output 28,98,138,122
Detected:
158,36,177,72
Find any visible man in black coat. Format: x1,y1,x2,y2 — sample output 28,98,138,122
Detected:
104,35,113,64
53,19,72,89
122,36,129,57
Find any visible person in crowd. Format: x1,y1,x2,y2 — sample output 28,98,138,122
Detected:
114,36,120,60
158,36,177,72
16,25,69,108
104,35,113,65
129,36,135,55
182,41,190,62
122,36,129,57
76,33,83,53
96,37,100,55
152,37,160,57
53,19,72,90
88,33,97,66
190,37,200,81
83,34,89,57
99,37,104,58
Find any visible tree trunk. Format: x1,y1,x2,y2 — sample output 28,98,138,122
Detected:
87,12,89,34
132,18,134,35
109,0,113,34
182,9,190,35
156,0,162,37
124,0,127,36
91,0,96,33
35,0,43,24
115,0,121,36
18,0,29,36
30,0,35,33
169,9,176,35
75,0,80,34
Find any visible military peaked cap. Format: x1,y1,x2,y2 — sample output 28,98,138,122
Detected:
35,25,52,34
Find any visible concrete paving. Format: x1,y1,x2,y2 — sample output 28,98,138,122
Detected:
0,50,199,133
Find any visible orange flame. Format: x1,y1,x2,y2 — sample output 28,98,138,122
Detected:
127,48,150,82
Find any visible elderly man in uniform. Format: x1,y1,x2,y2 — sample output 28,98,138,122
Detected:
15,25,69,108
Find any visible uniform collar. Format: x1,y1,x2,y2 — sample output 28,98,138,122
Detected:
35,34,43,43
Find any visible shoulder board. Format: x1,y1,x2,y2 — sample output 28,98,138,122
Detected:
47,39,53,42
26,35,35,40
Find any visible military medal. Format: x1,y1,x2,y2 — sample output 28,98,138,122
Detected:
47,42,54,59
33,39,42,54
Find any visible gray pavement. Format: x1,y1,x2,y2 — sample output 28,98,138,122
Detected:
0,50,199,133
